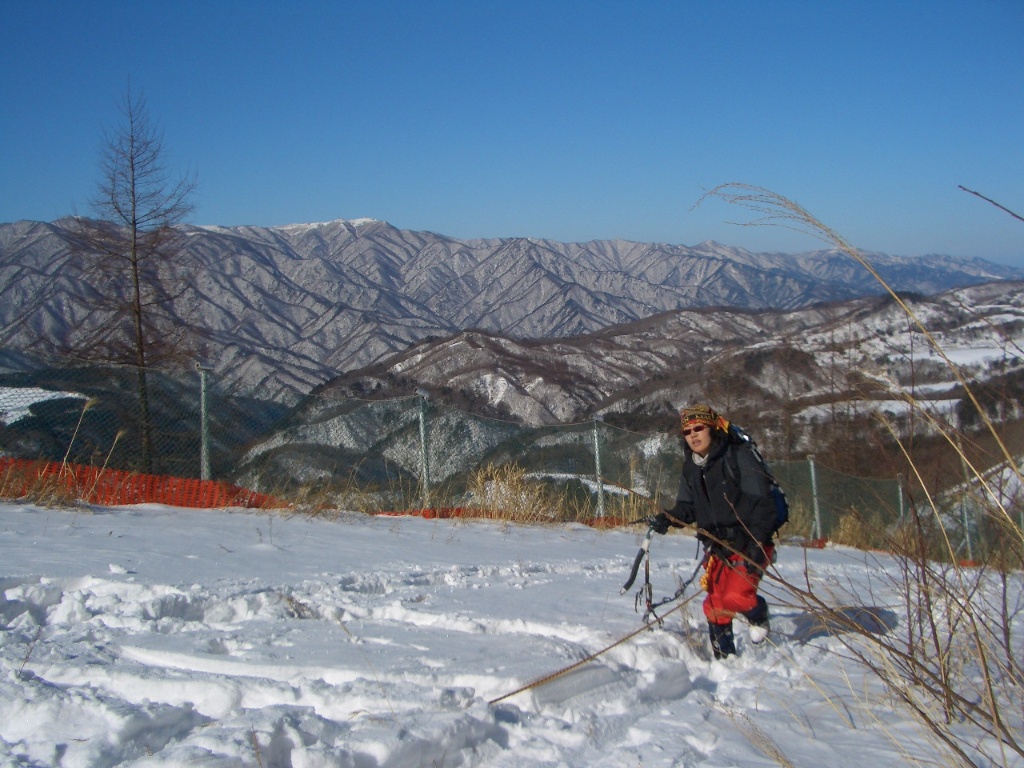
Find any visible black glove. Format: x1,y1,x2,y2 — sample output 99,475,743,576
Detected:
649,513,670,535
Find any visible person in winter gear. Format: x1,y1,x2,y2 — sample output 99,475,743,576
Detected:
651,404,776,659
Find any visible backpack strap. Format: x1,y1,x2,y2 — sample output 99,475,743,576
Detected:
723,440,742,483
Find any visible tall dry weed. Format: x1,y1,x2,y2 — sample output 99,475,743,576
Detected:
706,182,1024,766
464,463,561,524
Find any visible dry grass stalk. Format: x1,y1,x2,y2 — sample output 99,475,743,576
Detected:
465,463,560,524
783,499,815,540
0,462,80,508
248,726,264,768
705,182,1024,766
83,427,128,502
60,397,98,470
703,183,1024,548
830,506,890,551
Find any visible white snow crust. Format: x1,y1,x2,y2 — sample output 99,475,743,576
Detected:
0,503,1019,766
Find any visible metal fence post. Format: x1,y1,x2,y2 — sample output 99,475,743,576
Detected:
417,389,431,510
954,416,975,561
897,479,904,523
961,494,974,563
593,416,605,518
808,455,822,539
197,364,211,481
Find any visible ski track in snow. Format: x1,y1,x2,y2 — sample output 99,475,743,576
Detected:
0,504,1016,767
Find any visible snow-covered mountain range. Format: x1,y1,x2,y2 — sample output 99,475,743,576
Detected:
1,217,1021,402
244,281,1024,485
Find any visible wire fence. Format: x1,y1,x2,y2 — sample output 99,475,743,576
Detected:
0,359,969,545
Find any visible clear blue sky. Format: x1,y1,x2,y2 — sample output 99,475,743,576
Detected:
2,0,1022,264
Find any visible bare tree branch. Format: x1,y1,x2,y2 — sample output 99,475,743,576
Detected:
958,185,1024,225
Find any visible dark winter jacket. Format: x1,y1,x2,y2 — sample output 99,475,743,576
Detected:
667,429,777,552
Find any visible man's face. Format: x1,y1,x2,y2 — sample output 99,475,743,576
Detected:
683,422,713,457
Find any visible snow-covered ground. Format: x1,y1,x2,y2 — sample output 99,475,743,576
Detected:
0,387,86,425
1,502,1020,767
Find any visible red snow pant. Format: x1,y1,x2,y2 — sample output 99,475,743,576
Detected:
702,548,773,625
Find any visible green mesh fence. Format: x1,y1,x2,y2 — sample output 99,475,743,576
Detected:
0,364,286,479
229,392,686,516
772,460,904,539
0,360,914,536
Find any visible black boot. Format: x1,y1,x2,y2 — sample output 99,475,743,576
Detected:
744,597,770,644
709,622,736,659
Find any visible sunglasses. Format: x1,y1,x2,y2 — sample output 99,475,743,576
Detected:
682,424,707,437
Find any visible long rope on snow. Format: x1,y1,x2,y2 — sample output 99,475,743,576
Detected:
487,589,702,706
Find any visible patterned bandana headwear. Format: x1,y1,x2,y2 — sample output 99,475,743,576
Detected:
680,403,720,431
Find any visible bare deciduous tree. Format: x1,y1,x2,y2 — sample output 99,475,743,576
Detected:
67,85,197,472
